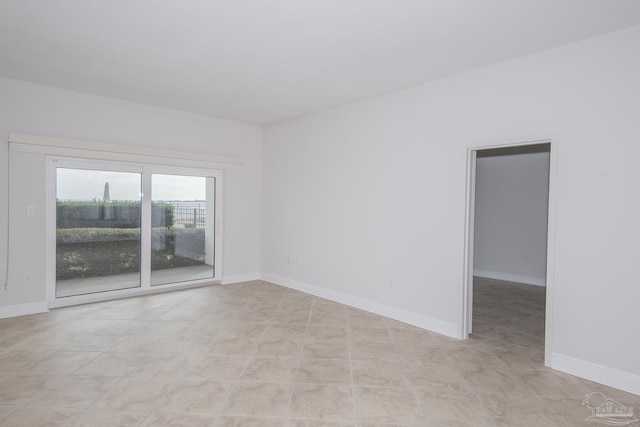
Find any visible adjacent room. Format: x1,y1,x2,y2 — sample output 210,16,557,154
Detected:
1,1,639,425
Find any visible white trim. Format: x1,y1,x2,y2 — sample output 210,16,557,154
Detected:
468,135,556,151
461,148,477,338
544,138,560,367
552,353,640,396
0,301,48,319
140,171,152,289
473,269,545,287
261,273,458,338
462,135,558,368
221,272,261,285
45,159,56,304
9,133,243,170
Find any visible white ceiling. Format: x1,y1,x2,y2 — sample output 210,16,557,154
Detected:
1,1,640,124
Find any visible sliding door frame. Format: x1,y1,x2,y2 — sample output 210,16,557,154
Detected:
46,156,224,308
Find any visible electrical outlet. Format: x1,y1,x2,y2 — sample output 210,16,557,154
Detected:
24,272,32,282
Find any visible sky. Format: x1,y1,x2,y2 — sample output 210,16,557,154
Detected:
56,169,209,201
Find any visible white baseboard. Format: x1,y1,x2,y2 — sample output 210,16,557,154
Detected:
260,272,458,338
0,301,49,319
474,269,545,287
222,272,261,285
552,353,640,396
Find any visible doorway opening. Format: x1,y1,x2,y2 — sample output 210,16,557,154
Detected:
463,139,556,367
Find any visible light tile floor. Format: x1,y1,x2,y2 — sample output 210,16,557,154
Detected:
0,279,637,426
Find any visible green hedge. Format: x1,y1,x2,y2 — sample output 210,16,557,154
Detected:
56,201,174,229
56,227,206,280
57,227,140,243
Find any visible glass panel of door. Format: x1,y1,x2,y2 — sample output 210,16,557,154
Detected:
150,174,215,286
55,168,142,297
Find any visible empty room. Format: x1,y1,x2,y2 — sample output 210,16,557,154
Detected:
0,1,639,425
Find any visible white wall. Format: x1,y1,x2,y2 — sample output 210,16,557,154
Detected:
262,25,640,394
0,77,262,312
474,150,550,286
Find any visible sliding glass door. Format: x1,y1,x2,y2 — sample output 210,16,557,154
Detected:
50,159,222,304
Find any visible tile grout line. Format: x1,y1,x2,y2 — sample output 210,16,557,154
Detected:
345,307,358,426
278,287,304,424
385,316,428,427
211,286,269,418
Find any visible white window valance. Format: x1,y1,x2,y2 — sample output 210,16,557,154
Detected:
8,133,244,170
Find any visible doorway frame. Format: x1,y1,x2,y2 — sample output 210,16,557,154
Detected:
462,136,558,367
